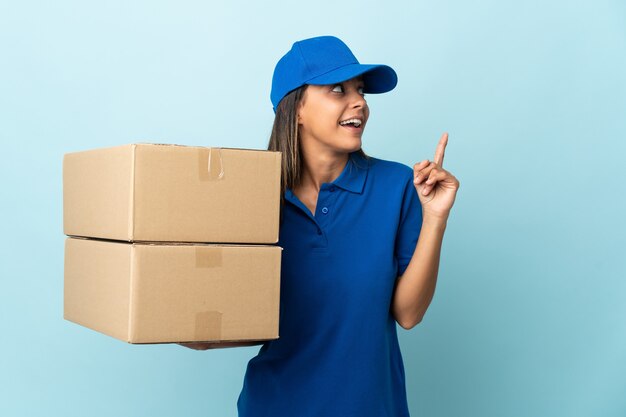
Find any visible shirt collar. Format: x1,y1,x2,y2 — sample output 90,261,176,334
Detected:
285,151,370,203
332,151,370,194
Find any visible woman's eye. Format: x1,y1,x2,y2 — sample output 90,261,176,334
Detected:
331,84,365,96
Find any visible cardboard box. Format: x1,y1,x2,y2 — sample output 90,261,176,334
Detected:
63,144,281,243
64,237,281,344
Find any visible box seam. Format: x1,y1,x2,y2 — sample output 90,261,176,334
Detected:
127,244,135,343
129,144,136,241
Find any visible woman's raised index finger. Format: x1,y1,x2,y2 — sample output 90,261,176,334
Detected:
434,132,449,166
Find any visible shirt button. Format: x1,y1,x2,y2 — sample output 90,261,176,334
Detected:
321,207,329,214
329,186,336,192
317,228,322,235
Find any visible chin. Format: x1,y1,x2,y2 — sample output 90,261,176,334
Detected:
348,138,363,152
324,134,362,154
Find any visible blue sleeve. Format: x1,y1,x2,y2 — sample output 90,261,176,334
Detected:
395,170,423,277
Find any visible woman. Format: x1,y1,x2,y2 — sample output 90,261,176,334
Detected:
188,35,459,416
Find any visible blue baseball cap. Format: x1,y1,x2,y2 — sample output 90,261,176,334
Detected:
270,35,398,112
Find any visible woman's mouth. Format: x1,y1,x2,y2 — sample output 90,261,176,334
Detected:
339,118,364,132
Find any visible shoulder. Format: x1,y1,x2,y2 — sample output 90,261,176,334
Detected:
362,154,413,182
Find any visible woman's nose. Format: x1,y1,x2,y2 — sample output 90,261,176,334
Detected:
349,90,366,107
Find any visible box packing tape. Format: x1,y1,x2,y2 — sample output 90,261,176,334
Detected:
194,311,223,341
194,246,224,340
198,147,225,181
195,247,223,268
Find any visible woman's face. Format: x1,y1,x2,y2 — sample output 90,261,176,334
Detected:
297,75,369,155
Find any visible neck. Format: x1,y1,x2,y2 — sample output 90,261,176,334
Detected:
298,143,352,193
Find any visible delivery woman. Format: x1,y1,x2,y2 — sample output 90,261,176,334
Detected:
187,35,460,416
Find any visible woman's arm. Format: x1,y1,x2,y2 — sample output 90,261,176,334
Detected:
392,214,447,329
392,133,459,329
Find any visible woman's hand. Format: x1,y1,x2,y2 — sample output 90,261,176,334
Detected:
177,341,264,350
178,342,220,350
413,132,460,220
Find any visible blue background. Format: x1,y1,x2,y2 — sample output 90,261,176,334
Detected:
1,1,625,416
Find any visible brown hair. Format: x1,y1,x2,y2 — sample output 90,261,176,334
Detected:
267,85,369,212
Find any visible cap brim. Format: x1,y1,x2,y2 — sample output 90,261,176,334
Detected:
305,63,398,94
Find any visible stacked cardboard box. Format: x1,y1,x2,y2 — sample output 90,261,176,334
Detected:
63,143,282,344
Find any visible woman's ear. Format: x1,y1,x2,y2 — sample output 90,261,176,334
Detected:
296,102,304,124
296,87,307,124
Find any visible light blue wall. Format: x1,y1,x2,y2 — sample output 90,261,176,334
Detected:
1,1,624,416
